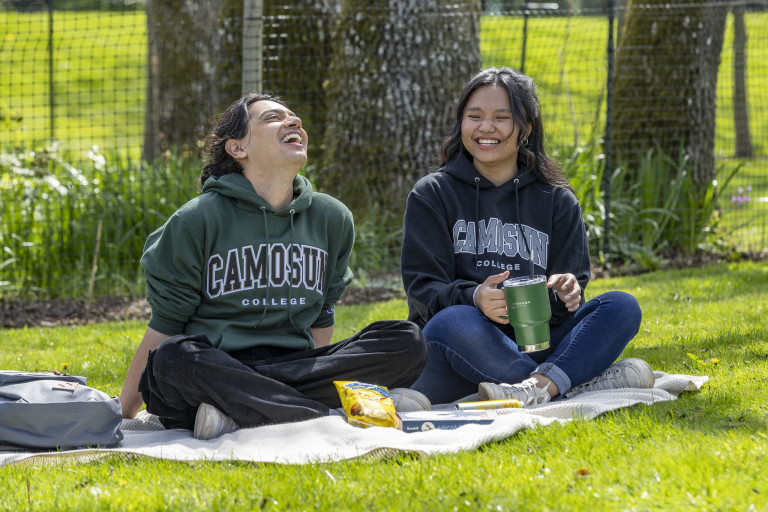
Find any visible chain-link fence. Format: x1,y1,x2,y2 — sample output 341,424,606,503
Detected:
1,0,767,300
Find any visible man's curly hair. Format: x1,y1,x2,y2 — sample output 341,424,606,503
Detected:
198,92,287,190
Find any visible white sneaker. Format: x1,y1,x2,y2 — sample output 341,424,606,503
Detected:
477,377,551,406
193,403,239,440
390,388,432,412
565,358,654,398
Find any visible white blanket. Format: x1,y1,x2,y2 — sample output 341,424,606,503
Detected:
0,372,708,467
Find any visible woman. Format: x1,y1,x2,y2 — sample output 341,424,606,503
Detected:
401,67,652,406
120,93,427,439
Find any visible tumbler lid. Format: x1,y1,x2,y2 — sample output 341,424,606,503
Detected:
503,274,546,287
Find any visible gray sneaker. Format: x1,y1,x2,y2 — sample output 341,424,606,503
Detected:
193,403,239,440
478,377,551,406
390,388,432,412
564,358,654,398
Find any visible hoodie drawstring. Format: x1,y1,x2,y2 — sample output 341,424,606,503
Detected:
254,207,304,341
514,178,535,277
286,209,302,339
474,177,480,268
254,207,271,328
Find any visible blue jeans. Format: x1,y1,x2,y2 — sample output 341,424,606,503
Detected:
410,291,642,404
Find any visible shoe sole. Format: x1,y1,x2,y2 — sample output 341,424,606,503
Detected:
193,403,217,440
390,388,432,411
565,358,655,398
619,358,655,388
477,383,499,401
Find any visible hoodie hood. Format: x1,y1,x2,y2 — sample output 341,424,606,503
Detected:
441,151,538,192
201,172,313,215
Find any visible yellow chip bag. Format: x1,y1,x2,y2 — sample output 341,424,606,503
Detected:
334,381,399,428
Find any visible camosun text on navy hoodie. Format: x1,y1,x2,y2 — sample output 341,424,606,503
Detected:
401,151,591,329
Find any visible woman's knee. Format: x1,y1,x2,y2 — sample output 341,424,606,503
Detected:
423,305,484,344
601,291,642,331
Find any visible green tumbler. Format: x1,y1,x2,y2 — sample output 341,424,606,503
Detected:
503,275,551,352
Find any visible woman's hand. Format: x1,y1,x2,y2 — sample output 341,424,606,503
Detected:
547,273,581,312
474,271,510,324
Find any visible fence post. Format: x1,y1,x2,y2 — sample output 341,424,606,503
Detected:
602,0,615,265
47,0,55,142
521,2,529,73
242,0,263,94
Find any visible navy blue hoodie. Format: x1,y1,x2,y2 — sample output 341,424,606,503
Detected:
401,151,590,329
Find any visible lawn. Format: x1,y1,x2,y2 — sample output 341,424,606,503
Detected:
1,260,766,510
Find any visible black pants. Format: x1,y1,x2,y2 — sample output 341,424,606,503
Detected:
138,320,427,430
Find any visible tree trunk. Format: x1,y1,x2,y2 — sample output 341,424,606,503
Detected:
320,0,481,225
143,0,242,162
261,1,341,165
611,0,728,185
732,5,753,159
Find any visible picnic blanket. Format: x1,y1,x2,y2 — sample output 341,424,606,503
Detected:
0,371,708,467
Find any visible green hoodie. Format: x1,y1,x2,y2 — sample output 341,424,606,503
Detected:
141,173,354,352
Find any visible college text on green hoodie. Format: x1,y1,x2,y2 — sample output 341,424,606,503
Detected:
141,173,354,352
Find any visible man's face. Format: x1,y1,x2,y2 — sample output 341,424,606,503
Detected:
242,100,308,170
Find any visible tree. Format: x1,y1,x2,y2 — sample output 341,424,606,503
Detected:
611,0,728,185
261,1,341,164
320,0,482,238
143,0,242,162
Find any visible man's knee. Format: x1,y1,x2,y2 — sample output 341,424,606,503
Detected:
150,334,213,372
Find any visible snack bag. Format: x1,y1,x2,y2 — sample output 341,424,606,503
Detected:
334,381,399,428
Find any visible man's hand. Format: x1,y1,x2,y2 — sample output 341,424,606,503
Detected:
547,273,581,312
474,271,510,324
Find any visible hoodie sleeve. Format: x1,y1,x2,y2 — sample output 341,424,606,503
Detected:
547,188,591,325
141,213,204,335
311,201,354,329
401,183,478,326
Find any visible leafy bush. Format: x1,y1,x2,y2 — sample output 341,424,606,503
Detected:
0,143,194,299
563,140,739,272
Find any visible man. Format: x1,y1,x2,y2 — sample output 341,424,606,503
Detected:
120,93,428,439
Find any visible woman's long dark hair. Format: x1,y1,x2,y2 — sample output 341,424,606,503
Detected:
440,67,571,190
198,92,287,189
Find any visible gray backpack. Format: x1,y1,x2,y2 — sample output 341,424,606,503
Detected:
0,371,123,449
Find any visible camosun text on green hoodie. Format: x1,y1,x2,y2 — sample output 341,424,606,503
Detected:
140,172,354,352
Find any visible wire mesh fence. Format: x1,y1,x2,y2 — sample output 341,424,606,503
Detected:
1,0,766,300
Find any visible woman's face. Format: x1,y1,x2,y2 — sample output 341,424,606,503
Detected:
460,85,525,182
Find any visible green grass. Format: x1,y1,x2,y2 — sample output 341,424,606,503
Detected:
2,260,767,510
0,10,147,156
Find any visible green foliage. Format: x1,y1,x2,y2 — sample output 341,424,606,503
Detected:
1,9,766,300
562,141,742,271
347,184,403,282
1,261,767,510
0,144,196,299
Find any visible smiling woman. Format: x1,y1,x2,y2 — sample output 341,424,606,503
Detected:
401,67,653,407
